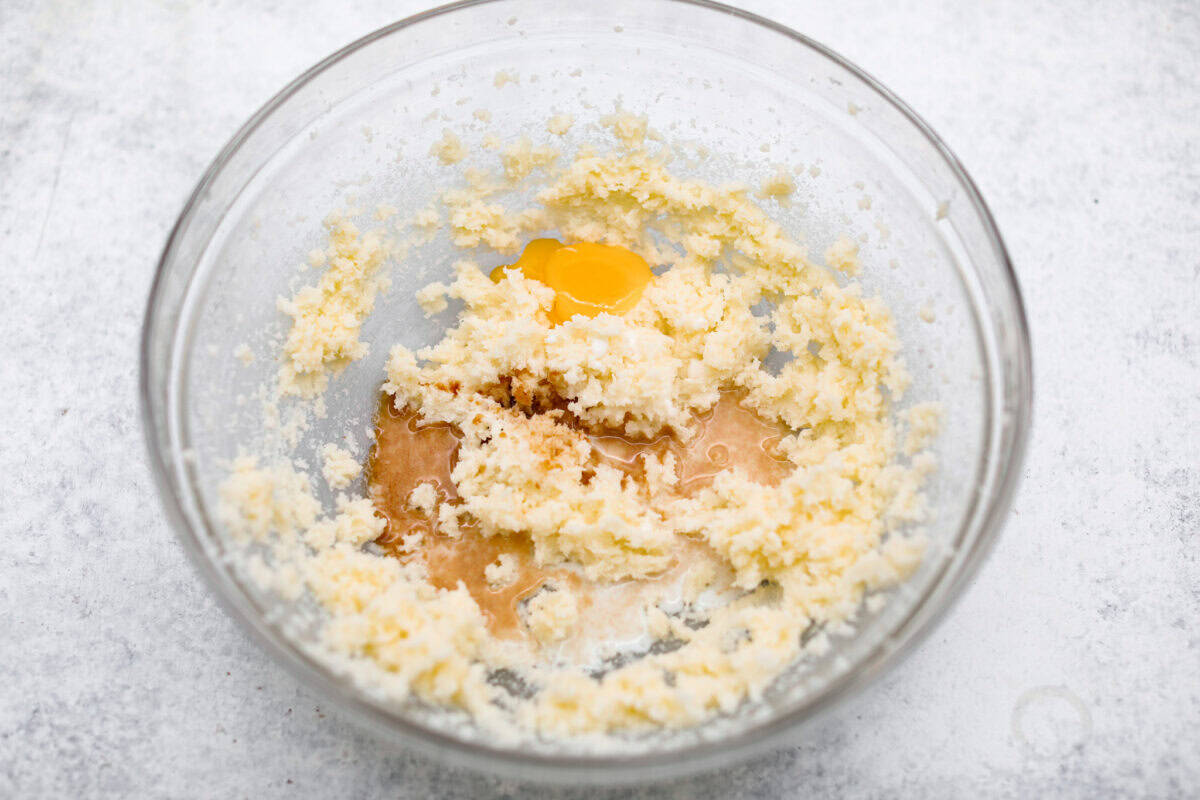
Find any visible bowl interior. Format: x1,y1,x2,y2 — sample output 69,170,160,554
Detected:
146,0,1024,780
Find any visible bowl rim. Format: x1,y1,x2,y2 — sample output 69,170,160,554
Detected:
140,0,1032,783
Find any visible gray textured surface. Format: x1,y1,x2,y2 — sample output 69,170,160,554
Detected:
2,0,1197,796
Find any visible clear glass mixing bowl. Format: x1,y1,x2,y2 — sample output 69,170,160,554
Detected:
141,0,1031,783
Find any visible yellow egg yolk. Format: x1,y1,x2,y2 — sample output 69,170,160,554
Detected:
491,239,653,324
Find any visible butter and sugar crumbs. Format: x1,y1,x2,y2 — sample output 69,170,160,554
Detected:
758,168,796,203
276,215,391,397
903,402,943,456
485,554,519,588
431,128,467,165
524,588,580,644
407,481,438,516
320,443,360,490
500,136,560,182
545,113,575,136
220,113,942,741
600,109,649,148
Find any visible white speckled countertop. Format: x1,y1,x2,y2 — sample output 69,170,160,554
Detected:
2,0,1197,796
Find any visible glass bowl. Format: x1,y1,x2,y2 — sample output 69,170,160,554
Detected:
141,0,1031,784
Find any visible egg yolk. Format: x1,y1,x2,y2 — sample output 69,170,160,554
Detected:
489,237,562,284
491,239,653,324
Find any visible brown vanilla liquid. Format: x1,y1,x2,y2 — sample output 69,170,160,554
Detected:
366,395,572,638
366,389,792,640
587,388,794,492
